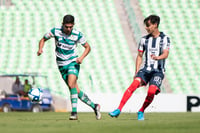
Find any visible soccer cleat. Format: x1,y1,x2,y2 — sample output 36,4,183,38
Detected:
108,109,121,117
137,111,144,120
94,104,101,120
69,112,78,120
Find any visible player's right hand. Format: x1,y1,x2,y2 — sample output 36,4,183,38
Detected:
37,49,43,56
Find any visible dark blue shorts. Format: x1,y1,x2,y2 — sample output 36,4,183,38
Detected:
135,68,164,89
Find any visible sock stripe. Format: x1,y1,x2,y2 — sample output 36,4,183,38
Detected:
70,88,78,112
72,103,78,108
71,94,78,98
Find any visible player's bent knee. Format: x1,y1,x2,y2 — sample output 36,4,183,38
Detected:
67,82,76,89
148,85,159,95
135,77,141,82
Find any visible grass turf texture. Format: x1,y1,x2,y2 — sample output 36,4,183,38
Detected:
0,112,199,133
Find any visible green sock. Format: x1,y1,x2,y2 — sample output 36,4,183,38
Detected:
78,90,95,109
70,88,78,112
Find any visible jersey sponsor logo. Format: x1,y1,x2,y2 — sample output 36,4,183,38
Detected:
57,42,72,49
62,44,72,49
149,48,158,52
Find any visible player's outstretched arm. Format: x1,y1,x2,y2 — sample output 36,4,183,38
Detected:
37,38,47,56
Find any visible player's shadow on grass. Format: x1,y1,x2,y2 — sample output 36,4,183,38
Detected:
116,113,149,121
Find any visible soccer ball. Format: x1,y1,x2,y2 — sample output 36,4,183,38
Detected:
28,88,43,102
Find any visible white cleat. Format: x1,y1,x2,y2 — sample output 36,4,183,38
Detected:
69,112,78,120
94,104,101,120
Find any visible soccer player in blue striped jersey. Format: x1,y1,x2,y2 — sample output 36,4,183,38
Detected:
109,15,170,120
37,14,101,120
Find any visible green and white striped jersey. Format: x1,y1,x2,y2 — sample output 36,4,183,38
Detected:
44,26,86,66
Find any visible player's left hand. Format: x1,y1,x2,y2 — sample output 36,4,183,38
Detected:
76,58,83,64
151,55,159,60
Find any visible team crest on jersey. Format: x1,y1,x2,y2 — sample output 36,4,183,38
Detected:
68,35,78,41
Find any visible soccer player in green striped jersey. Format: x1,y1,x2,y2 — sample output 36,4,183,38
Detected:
37,14,101,120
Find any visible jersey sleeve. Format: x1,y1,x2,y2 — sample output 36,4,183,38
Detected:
77,32,87,45
138,38,145,52
163,36,170,51
44,28,55,40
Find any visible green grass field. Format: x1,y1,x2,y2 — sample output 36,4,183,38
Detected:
0,112,199,133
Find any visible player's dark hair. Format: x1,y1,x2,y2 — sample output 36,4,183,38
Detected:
63,14,74,24
144,15,160,27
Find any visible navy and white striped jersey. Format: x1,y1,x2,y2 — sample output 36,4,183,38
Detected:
138,32,170,72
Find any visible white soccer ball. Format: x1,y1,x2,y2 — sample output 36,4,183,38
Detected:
28,88,43,102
